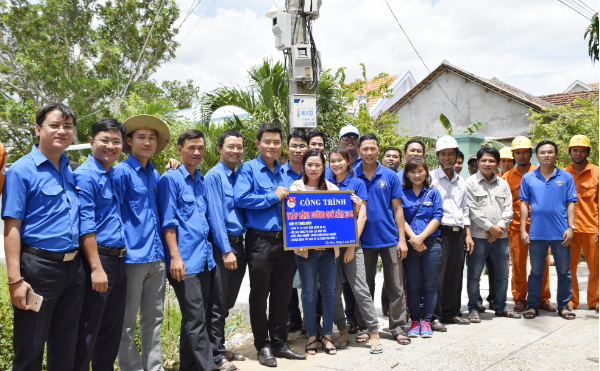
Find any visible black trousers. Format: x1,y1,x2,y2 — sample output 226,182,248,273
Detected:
168,269,216,371
246,230,296,351
73,253,128,371
12,252,85,371
486,255,496,303
288,287,303,324
208,240,247,365
433,229,465,320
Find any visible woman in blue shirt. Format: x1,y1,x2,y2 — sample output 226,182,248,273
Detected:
327,146,383,355
401,157,443,338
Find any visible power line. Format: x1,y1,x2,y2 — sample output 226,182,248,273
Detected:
574,0,597,14
181,0,218,43
178,0,203,29
564,0,595,17
382,0,472,126
557,0,591,20
114,0,167,114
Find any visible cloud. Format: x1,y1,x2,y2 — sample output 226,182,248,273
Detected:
153,0,599,96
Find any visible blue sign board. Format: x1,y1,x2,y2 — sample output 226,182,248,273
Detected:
282,191,358,250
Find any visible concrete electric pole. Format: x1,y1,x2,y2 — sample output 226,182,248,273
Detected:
268,0,321,133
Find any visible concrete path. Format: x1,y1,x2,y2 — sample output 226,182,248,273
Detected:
228,262,599,371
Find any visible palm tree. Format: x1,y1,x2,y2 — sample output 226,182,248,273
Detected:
585,12,599,64
417,113,504,150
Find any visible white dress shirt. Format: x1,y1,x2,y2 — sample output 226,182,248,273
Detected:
430,167,470,227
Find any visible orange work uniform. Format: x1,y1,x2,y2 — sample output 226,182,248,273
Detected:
564,162,599,309
504,165,552,304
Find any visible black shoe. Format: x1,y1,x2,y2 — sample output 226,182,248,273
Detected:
272,344,307,360
488,302,496,311
430,319,447,332
257,347,277,367
441,316,470,325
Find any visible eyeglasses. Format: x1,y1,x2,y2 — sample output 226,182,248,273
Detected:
341,134,358,141
289,144,308,150
225,145,244,151
41,123,75,132
95,139,124,147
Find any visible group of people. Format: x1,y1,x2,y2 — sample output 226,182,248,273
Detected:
3,103,598,371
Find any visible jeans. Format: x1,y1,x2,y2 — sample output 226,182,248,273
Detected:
467,238,510,314
296,249,338,337
403,239,441,322
528,240,572,308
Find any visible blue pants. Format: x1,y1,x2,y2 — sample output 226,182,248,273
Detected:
296,249,338,337
528,240,572,308
403,239,441,322
467,238,510,314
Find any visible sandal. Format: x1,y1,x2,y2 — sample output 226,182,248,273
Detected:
558,305,576,320
396,334,411,345
305,338,318,355
226,352,246,362
370,343,383,354
347,321,358,334
356,330,370,344
523,306,539,319
216,359,238,371
334,339,348,349
321,335,337,355
469,311,481,323
495,308,521,319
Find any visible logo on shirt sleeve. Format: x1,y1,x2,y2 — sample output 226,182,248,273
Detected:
377,180,387,189
287,197,296,208
555,181,564,186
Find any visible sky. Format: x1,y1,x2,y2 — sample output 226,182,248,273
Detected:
152,0,599,97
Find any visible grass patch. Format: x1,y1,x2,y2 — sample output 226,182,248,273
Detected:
0,265,15,370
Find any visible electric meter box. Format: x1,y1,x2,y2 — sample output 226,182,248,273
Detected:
290,94,317,129
292,45,313,82
272,12,292,51
303,0,322,19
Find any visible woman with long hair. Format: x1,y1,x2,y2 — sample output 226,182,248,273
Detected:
327,146,383,354
401,157,443,338
290,149,339,355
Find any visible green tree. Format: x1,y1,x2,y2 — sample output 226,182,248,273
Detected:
418,113,504,149
584,12,599,64
528,95,599,167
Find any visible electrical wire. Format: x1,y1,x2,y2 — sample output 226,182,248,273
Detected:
575,0,597,13
564,0,595,17
557,0,592,20
180,0,218,43
178,0,203,29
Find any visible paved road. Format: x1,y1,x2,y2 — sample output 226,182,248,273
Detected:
228,262,599,371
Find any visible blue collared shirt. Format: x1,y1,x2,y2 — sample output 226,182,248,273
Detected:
158,166,214,274
401,186,443,237
519,166,578,240
2,145,79,252
205,161,246,254
234,156,287,232
356,161,403,248
327,174,368,200
113,155,163,263
325,155,362,180
74,155,125,248
282,160,302,187
397,169,404,184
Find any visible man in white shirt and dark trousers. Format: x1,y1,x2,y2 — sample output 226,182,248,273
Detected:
430,136,474,331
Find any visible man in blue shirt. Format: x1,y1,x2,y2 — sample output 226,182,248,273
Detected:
72,118,128,371
158,129,216,370
234,123,306,367
2,103,84,370
114,115,170,371
282,131,308,186
355,133,411,345
520,140,578,320
307,131,327,152
205,129,248,369
324,125,361,179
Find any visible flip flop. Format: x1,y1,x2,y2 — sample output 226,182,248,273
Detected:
370,343,383,354
334,339,348,349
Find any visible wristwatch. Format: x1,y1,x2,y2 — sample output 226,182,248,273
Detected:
570,225,576,230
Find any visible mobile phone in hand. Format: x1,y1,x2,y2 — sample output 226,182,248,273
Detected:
26,291,43,312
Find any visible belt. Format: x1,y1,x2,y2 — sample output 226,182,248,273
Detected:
98,245,127,258
247,228,283,239
21,244,79,262
438,225,464,232
228,235,244,245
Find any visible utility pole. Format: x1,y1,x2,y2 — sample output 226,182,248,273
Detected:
287,0,309,98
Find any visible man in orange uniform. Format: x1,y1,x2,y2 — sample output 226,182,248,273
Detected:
503,137,555,312
564,135,599,312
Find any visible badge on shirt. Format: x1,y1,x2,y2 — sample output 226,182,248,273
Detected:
377,180,387,189
424,201,431,206
555,181,564,186
287,197,296,208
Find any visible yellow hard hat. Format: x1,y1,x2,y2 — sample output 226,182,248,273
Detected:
511,136,532,151
568,135,591,149
499,147,513,159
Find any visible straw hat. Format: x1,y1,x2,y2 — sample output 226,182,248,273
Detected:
122,114,170,154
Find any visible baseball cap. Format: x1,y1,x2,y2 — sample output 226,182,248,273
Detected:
339,125,360,139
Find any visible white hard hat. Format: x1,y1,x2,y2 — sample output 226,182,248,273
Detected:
339,125,360,139
435,135,459,153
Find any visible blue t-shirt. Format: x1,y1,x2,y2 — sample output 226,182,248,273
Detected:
355,162,403,248
282,160,302,188
325,155,362,180
397,169,404,184
74,155,125,248
519,167,578,240
2,145,80,252
327,174,368,200
158,166,214,274
401,186,443,237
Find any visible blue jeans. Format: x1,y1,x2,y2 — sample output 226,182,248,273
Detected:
402,239,441,322
467,238,510,314
296,249,338,337
528,240,572,308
